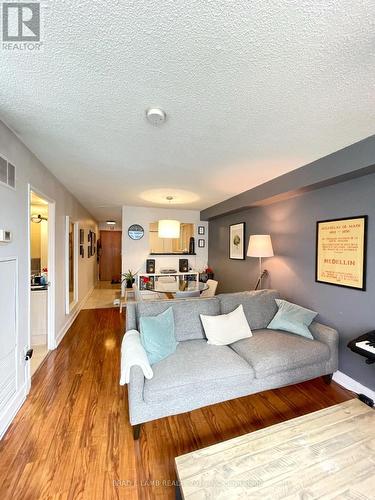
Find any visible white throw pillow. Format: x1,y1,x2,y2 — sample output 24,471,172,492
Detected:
200,304,252,345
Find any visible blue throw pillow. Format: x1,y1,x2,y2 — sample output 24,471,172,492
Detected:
140,307,178,365
267,299,317,339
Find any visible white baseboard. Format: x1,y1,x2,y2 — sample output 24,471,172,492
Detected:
55,285,95,347
333,370,375,401
0,383,27,439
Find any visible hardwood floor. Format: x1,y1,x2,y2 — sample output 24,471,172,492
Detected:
0,308,353,500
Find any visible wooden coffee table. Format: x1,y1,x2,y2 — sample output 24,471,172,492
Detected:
175,398,375,499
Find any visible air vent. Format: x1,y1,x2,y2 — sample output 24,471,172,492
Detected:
0,154,16,189
0,156,6,184
7,163,15,188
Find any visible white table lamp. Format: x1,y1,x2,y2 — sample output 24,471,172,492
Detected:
247,235,274,289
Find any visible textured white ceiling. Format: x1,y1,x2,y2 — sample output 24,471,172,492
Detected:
1,0,375,221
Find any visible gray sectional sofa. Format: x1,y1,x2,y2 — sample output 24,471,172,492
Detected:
125,290,338,439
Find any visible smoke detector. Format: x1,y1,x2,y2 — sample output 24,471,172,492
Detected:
146,108,167,126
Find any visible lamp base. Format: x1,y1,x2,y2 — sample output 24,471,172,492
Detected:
254,269,269,290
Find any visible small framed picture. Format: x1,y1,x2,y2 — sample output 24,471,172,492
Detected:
229,222,246,260
198,226,205,235
198,239,205,248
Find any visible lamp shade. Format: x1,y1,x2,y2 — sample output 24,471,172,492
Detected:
247,234,274,257
158,219,180,239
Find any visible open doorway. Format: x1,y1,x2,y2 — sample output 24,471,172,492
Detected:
82,223,122,310
29,189,55,379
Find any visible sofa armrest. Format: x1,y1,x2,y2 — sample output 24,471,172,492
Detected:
128,365,145,424
309,321,339,358
126,303,137,331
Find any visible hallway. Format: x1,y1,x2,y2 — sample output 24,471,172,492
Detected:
82,281,122,310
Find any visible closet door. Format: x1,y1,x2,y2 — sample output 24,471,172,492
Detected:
0,258,18,433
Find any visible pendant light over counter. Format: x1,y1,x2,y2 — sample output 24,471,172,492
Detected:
158,196,181,239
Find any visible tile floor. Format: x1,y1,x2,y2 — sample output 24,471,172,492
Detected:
31,344,49,376
82,281,122,310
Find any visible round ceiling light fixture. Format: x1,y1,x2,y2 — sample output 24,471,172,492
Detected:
146,108,167,126
139,188,200,205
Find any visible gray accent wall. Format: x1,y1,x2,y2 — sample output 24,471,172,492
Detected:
208,172,375,390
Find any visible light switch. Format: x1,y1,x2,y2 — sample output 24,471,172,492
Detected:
0,229,12,242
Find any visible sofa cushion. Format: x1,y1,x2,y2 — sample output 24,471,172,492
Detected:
143,339,254,404
218,290,280,330
136,297,220,341
230,329,330,378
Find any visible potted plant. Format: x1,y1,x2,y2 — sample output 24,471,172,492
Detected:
122,270,137,289
199,266,214,283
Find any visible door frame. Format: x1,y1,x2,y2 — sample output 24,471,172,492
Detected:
27,185,56,389
65,216,79,314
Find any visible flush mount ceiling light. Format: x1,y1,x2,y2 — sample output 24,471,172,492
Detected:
139,188,199,205
146,108,167,126
158,196,180,239
106,220,116,225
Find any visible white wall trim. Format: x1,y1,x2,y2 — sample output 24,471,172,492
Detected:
65,216,79,314
55,285,94,347
333,370,375,401
0,383,27,440
28,185,57,360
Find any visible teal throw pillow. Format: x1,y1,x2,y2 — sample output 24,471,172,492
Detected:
140,307,177,365
267,299,317,339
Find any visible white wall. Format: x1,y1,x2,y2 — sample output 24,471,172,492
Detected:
122,205,208,275
0,120,97,403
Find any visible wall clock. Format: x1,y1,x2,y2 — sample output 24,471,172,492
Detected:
128,224,144,240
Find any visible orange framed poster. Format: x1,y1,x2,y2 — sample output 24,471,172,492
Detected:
316,216,367,291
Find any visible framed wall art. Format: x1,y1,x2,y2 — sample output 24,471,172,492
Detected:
229,222,246,260
316,215,367,290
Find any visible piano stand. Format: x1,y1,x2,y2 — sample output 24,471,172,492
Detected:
348,330,375,365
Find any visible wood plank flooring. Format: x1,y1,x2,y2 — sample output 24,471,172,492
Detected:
0,308,353,500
